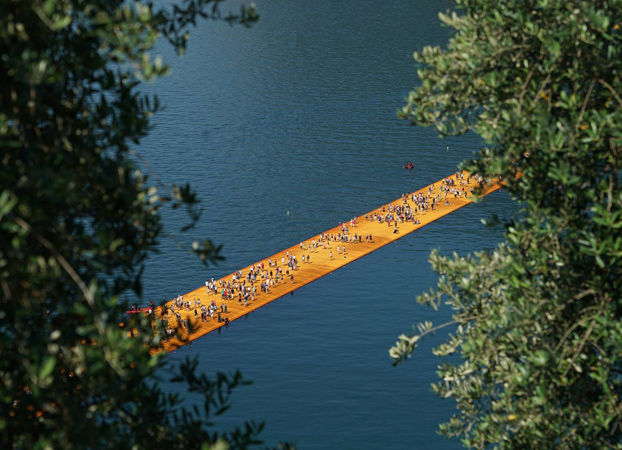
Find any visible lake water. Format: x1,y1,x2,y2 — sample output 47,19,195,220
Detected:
139,0,515,448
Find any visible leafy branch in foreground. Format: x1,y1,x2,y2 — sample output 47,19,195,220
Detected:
394,0,622,448
0,1,288,448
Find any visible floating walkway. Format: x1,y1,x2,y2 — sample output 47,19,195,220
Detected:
156,172,502,351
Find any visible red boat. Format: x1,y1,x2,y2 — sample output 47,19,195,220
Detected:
126,307,152,314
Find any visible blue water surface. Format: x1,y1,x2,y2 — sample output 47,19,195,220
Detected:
139,0,516,448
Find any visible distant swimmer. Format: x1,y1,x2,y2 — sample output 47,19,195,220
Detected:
403,162,414,170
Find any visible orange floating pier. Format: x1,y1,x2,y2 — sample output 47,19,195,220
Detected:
153,172,502,351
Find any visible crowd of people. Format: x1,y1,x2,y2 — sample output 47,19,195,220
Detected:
153,171,487,342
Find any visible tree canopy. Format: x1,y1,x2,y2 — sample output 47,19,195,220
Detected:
0,1,291,449
392,0,622,448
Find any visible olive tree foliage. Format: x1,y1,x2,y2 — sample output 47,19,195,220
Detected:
391,0,622,448
0,1,292,449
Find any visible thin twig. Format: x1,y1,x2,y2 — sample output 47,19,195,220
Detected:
575,79,595,130
598,78,622,109
14,217,95,308
528,72,552,111
129,148,171,196
517,67,535,116
563,318,596,377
